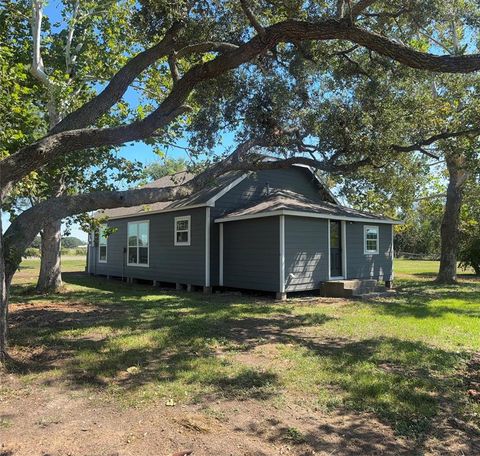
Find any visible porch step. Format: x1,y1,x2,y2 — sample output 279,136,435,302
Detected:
321,279,389,298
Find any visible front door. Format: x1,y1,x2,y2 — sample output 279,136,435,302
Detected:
330,220,342,277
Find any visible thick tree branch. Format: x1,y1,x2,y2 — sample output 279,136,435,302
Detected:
336,0,347,19
30,0,51,88
30,0,60,126
240,0,265,35
392,128,480,157
51,22,184,134
168,53,181,83
0,104,192,195
176,42,239,58
4,19,480,192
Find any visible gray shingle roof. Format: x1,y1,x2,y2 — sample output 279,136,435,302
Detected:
215,189,400,224
96,170,243,219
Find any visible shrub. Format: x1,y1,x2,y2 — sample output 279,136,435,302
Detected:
60,247,87,256
459,236,480,275
24,247,40,258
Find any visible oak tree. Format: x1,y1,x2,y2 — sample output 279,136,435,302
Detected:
2,0,480,362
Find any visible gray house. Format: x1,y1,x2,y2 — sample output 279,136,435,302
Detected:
87,165,400,299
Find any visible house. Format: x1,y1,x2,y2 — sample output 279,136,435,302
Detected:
87,164,401,299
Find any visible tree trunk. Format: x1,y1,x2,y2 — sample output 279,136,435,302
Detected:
36,219,63,292
0,207,8,364
436,155,468,284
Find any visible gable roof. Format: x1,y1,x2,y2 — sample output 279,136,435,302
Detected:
96,170,245,219
215,189,402,224
96,162,338,220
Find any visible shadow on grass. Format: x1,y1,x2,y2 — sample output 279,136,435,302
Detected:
8,271,478,441
363,279,480,319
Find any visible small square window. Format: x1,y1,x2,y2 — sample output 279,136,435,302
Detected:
174,216,191,246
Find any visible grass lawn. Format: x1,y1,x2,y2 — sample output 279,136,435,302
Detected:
3,257,480,455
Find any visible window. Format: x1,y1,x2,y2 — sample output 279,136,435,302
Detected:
98,226,107,263
364,225,379,254
174,216,191,246
128,221,149,266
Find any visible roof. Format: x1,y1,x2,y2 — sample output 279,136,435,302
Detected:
215,190,402,224
96,170,244,219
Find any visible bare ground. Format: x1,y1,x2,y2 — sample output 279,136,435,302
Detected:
2,369,478,456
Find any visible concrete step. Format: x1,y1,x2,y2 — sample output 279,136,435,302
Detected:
322,279,380,298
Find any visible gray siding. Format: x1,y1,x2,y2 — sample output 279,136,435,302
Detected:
346,222,393,280
284,216,329,292
210,167,325,286
222,217,280,292
91,207,207,285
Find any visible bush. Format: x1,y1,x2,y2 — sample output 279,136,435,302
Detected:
62,236,85,248
459,237,480,275
60,247,87,256
24,247,40,258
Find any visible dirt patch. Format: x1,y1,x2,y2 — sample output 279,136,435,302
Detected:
465,352,480,401
0,376,414,456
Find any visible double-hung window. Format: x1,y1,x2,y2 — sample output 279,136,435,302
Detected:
364,225,379,254
98,226,107,263
174,216,191,246
128,221,149,266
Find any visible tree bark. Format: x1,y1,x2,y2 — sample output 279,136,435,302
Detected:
436,155,468,284
0,205,8,364
36,219,63,292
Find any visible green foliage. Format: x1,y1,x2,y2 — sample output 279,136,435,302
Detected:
60,247,87,256
61,236,85,248
142,158,188,180
30,236,41,249
2,0,143,224
23,247,40,258
459,237,480,275
395,192,445,256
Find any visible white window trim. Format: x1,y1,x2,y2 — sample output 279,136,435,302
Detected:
98,226,108,263
364,225,379,255
174,215,191,246
127,220,150,267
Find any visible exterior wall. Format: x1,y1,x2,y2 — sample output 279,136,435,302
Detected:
222,217,280,292
210,167,324,286
284,216,329,292
345,222,393,281
283,217,393,292
91,207,207,285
